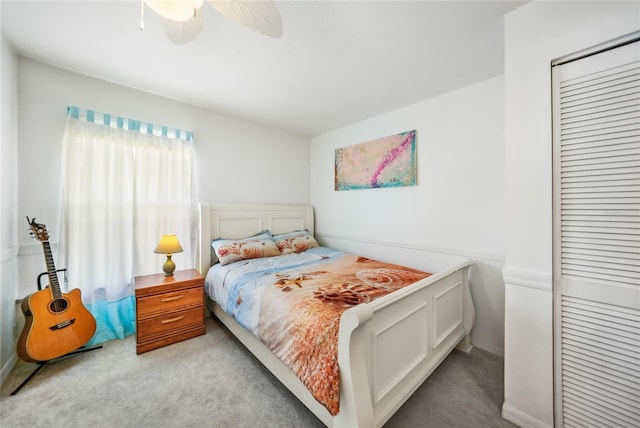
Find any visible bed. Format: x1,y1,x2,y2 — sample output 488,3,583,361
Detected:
197,203,475,427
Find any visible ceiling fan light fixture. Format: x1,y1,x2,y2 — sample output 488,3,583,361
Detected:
144,0,204,22
141,0,283,42
162,13,204,44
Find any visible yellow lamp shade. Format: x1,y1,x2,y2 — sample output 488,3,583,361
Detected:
154,234,183,255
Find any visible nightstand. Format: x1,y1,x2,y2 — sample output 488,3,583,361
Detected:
134,268,206,354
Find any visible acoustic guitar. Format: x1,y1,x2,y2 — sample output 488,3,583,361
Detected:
17,217,96,362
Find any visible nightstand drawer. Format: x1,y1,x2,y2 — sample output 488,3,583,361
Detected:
136,287,202,318
137,307,203,339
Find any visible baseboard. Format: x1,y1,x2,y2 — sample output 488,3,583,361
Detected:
0,352,18,387
502,402,553,428
471,338,504,357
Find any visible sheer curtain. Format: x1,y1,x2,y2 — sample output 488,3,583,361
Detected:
58,107,197,345
133,129,198,277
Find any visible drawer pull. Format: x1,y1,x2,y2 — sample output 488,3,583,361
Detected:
160,315,185,324
160,295,184,302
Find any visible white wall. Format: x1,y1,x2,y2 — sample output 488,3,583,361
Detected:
310,75,506,356
503,2,639,427
0,36,19,383
15,58,310,300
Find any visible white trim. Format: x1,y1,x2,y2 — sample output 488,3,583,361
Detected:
18,242,58,256
316,232,504,264
0,352,18,387
1,246,18,262
502,402,554,428
502,266,553,291
552,30,640,66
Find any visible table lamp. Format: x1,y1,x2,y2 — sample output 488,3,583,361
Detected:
154,234,183,276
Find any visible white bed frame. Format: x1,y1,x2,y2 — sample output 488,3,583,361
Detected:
197,203,475,427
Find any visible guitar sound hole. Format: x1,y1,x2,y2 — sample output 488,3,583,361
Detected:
49,298,69,313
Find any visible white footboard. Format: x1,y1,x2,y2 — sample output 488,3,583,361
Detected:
207,260,474,428
336,260,474,428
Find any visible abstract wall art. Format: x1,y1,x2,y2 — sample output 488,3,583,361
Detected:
334,129,417,191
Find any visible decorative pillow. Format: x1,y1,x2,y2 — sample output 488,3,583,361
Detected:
212,231,281,265
273,230,319,255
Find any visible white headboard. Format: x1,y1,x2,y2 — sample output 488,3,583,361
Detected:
197,203,315,274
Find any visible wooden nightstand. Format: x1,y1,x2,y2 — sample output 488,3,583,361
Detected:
134,268,206,354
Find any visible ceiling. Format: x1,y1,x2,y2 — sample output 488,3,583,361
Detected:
1,0,526,137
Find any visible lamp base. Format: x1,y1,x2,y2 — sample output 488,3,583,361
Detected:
162,255,176,276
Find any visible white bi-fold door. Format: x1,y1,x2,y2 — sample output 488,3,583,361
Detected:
552,38,640,427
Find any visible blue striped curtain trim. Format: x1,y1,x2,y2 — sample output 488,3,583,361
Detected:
67,106,193,142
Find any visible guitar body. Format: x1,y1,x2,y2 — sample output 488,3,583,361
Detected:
17,287,96,362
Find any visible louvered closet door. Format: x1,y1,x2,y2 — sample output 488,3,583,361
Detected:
553,39,640,428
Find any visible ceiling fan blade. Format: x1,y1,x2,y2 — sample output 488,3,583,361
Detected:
162,12,204,44
145,0,203,22
207,0,283,38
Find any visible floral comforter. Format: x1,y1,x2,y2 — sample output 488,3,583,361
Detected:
204,247,431,416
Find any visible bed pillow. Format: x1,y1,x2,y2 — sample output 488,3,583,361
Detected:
212,231,281,265
273,230,319,255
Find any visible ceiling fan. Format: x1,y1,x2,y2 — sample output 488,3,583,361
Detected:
141,0,283,44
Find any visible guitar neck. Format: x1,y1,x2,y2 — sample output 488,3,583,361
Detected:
42,241,62,299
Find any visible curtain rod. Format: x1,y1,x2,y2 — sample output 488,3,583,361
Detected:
67,106,193,142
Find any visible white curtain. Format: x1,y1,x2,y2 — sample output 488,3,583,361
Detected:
133,130,198,276
58,109,197,345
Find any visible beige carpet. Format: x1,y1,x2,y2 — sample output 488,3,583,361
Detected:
1,315,515,427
